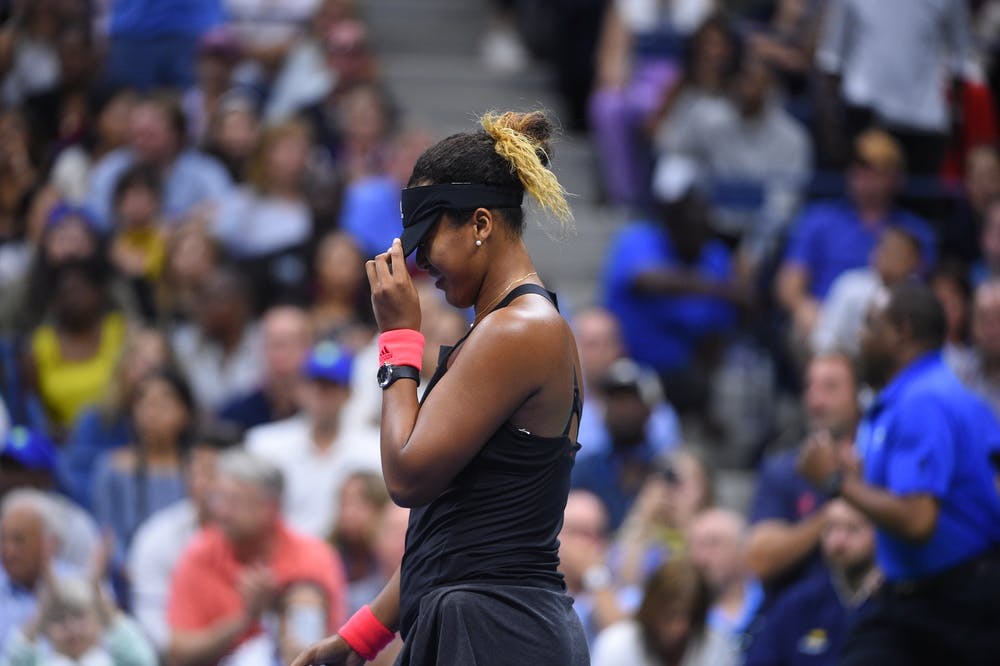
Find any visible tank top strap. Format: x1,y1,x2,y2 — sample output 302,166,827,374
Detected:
494,283,559,312
562,369,582,438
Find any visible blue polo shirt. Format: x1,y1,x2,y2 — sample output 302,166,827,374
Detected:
856,352,1000,581
601,221,737,375
744,573,872,666
749,449,828,599
782,201,936,299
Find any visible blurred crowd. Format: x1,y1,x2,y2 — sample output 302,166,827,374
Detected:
0,0,998,665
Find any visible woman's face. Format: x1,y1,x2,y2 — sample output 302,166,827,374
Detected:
267,132,309,186
214,108,260,160
121,330,170,389
46,607,101,660
98,94,136,149
54,271,104,329
132,377,190,443
415,216,480,309
45,218,97,263
317,235,363,293
169,231,217,283
335,477,379,544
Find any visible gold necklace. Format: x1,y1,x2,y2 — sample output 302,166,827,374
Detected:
472,271,538,327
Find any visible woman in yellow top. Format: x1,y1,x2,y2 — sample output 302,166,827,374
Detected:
29,258,126,437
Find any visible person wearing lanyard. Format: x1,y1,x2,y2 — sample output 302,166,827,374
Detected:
798,281,1000,666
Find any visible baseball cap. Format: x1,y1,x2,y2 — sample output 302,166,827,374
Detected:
302,341,353,385
599,358,664,408
0,426,57,471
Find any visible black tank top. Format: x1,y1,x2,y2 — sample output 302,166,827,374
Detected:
397,284,582,639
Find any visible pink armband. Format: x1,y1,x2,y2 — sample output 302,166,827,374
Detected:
378,329,425,371
338,605,395,660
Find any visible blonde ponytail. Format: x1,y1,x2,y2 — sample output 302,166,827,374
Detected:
480,111,573,229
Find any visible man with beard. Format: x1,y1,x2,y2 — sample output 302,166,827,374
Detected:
798,282,1000,666
744,499,880,666
746,353,861,603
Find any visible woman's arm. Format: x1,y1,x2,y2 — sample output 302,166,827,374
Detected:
367,241,553,507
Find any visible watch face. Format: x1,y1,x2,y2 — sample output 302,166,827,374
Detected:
377,364,393,389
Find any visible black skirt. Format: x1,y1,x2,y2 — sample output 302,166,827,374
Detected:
394,583,590,666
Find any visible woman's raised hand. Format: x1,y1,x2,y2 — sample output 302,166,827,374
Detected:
366,238,421,332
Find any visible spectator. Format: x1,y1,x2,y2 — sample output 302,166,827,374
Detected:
591,558,734,666
687,508,763,641
0,0,62,106
572,305,680,462
746,353,860,602
127,424,236,654
613,448,715,589
166,450,347,665
104,0,224,91
589,0,719,207
246,341,381,537
90,370,193,559
339,492,409,624
26,258,125,437
572,358,671,530
182,28,241,146
931,259,975,371
815,0,975,174
558,489,631,648
601,183,743,416
86,93,232,229
223,0,322,79
202,88,261,182
49,88,138,205
1,569,157,666
744,499,880,666
327,470,390,612
211,119,315,308
328,81,396,184
219,305,313,432
58,327,171,508
798,282,1000,665
0,489,70,650
664,56,812,264
775,129,935,344
156,222,224,325
952,279,1000,416
0,108,39,298
811,225,924,356
945,145,1000,264
171,266,263,411
743,0,823,115
339,126,433,259
310,232,376,346
109,164,167,282
109,164,167,321
971,196,1000,287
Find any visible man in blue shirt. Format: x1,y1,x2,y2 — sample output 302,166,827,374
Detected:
744,499,879,666
747,353,861,605
775,130,935,345
601,187,743,416
571,358,665,530
799,282,1000,666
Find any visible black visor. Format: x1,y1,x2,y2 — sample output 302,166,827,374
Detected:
399,183,523,257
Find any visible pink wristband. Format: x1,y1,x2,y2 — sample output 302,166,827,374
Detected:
338,605,395,660
378,329,425,371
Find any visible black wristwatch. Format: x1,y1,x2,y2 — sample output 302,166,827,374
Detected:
377,363,420,390
821,469,845,498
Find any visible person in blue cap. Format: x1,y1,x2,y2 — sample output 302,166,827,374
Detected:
245,340,381,539
798,281,1000,666
0,427,58,497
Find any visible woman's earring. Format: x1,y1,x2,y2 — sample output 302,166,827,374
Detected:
475,240,482,247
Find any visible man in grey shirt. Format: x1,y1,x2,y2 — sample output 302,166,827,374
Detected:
815,0,976,175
